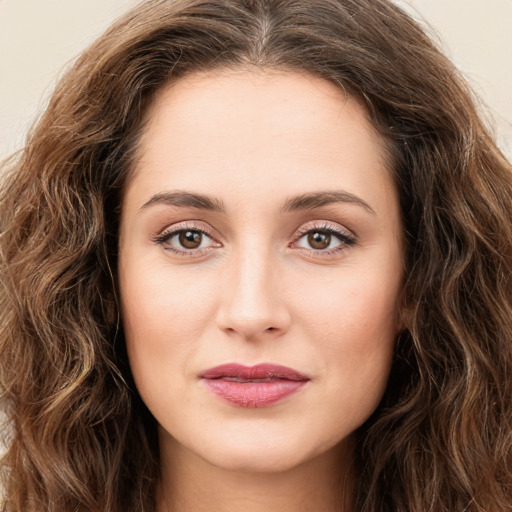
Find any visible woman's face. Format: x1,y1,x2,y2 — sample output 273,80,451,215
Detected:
118,69,404,473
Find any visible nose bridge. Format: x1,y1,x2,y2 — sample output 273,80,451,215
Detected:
217,237,289,339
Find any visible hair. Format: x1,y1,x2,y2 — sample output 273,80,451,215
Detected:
1,0,511,510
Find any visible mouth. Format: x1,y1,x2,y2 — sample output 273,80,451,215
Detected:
200,363,310,408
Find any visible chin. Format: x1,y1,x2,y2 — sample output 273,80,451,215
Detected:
202,445,308,474
185,427,340,475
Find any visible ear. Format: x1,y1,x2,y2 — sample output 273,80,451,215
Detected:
105,291,119,326
396,293,414,335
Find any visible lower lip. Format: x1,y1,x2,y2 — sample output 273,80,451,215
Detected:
202,379,307,407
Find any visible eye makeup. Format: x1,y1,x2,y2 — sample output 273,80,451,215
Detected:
290,221,356,258
151,220,221,257
151,218,357,259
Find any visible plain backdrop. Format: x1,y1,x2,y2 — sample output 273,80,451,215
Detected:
1,0,511,161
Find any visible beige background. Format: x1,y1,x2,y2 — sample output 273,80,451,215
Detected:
1,0,511,161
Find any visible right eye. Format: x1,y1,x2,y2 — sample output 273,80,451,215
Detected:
153,223,222,256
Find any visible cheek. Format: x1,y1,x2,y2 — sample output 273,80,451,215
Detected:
292,262,400,412
296,264,401,343
119,258,219,398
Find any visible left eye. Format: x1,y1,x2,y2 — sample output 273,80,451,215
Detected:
295,228,354,252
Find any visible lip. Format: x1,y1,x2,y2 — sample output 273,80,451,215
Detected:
200,363,310,408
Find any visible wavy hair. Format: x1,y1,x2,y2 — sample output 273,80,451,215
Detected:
1,0,512,510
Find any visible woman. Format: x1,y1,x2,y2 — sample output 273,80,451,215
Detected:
1,0,511,511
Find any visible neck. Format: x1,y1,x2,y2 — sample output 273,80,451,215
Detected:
156,434,354,512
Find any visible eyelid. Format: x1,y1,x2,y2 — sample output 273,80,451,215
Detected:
293,220,354,238
153,219,217,240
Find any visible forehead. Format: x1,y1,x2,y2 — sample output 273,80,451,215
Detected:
126,68,396,217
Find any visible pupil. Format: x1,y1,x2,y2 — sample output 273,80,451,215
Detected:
308,231,330,249
179,230,202,249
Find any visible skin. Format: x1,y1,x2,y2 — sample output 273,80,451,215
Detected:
118,68,404,512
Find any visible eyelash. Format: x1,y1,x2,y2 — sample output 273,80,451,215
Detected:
152,221,356,258
291,222,356,256
152,221,219,257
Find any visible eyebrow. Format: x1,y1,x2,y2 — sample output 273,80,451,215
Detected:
139,189,375,215
140,191,226,212
280,190,376,215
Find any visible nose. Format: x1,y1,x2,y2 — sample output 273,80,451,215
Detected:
215,246,291,341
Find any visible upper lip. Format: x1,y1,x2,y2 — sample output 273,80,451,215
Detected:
200,363,310,381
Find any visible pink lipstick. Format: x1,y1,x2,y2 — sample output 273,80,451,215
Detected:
200,363,310,408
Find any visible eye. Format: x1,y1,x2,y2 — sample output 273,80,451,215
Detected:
302,231,336,250
153,223,221,256
293,223,356,255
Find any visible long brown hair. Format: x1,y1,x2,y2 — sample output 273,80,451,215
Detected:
1,1,512,510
